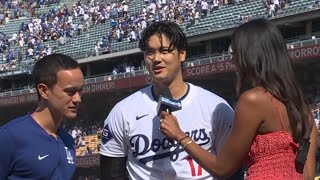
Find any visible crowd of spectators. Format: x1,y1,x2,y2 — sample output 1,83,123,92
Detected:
0,0,310,70
94,0,227,55
94,0,276,55
0,0,63,24
314,0,320,8
94,0,299,55
0,0,317,83
66,118,103,156
0,0,253,73
111,63,135,74
262,0,290,17
0,0,112,72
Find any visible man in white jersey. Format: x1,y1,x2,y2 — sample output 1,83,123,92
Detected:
100,21,243,180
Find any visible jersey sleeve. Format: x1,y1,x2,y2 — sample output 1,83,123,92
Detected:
100,103,128,157
0,128,14,179
212,100,235,153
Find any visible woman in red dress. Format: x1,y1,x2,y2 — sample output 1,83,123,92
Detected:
160,18,318,180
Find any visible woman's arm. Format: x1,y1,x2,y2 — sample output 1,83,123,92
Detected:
303,120,318,180
160,91,264,179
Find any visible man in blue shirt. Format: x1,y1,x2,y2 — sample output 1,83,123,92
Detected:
0,53,84,179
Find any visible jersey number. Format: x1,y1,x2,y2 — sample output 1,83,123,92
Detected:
187,156,202,176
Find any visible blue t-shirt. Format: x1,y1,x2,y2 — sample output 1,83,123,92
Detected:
0,114,76,180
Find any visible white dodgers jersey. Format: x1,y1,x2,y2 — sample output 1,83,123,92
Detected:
100,83,234,180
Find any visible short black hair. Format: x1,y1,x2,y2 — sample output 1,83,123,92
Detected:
139,21,188,52
32,53,80,98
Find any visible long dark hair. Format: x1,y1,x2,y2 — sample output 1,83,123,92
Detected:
231,18,310,142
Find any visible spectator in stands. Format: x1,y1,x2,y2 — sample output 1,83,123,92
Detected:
18,37,24,47
112,66,118,74
26,46,34,59
160,18,318,179
129,28,137,42
1,51,6,62
315,0,320,7
76,135,86,148
85,146,93,156
103,43,111,54
46,45,52,55
0,11,4,26
72,128,77,140
14,46,22,63
0,54,84,179
96,127,102,139
57,35,65,46
4,11,9,24
76,127,82,137
6,49,14,62
123,2,129,17
201,0,209,17
99,21,243,179
94,40,100,56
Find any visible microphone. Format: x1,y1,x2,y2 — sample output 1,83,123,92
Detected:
156,95,182,116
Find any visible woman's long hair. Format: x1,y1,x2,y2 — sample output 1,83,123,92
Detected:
231,18,310,142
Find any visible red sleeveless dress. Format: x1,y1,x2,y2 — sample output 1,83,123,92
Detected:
246,94,302,180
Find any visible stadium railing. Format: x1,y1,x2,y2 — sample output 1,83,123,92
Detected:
0,37,319,98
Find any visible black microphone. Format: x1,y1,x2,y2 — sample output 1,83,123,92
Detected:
156,95,182,116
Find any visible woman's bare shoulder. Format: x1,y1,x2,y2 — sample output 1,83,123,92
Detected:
238,87,268,106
